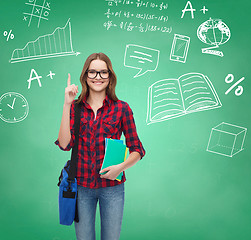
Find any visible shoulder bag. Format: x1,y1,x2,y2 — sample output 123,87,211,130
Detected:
57,102,81,226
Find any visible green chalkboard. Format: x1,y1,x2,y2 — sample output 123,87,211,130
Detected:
1,0,251,239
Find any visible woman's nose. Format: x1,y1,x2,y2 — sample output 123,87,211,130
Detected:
96,72,102,79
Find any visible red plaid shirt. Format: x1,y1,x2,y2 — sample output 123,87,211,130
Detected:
55,95,145,189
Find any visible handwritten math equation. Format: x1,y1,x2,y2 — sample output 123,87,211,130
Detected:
105,0,168,10
103,20,172,33
105,9,168,22
103,0,171,33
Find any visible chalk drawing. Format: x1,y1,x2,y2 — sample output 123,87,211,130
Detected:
225,74,244,96
103,0,171,33
3,30,14,41
200,6,208,14
197,18,231,57
23,0,51,28
124,44,160,78
27,69,55,88
170,34,190,63
47,70,55,79
181,1,196,19
10,19,80,63
104,8,168,22
27,69,42,89
105,0,168,10
104,20,172,33
146,73,222,124
0,92,29,123
207,122,247,157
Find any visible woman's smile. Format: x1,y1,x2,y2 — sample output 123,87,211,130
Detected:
92,80,104,85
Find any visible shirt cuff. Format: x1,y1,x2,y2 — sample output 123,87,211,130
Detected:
54,139,73,151
129,146,145,160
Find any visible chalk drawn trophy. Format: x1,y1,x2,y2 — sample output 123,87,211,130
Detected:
197,18,231,57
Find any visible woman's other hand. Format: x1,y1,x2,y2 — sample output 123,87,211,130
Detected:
99,164,124,181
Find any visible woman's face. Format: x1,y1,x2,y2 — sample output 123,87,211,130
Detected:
86,59,110,95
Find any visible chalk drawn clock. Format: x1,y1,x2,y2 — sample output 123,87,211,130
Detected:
0,92,29,123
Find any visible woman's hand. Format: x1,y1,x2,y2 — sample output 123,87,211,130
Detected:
99,164,124,181
64,73,78,105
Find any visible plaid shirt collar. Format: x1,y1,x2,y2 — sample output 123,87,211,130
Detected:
82,94,112,109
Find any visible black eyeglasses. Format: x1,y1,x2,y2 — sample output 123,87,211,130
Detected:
86,69,110,79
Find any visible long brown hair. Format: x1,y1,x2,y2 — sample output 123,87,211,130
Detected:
76,53,118,104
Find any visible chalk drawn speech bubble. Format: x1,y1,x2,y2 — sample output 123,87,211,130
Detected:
124,44,160,78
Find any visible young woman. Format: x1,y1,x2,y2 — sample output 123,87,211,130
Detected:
55,52,145,240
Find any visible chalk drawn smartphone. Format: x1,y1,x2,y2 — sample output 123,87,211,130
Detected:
170,34,190,63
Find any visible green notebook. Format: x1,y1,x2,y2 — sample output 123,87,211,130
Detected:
100,138,128,181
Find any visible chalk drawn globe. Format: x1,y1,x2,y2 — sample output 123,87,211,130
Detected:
197,18,231,46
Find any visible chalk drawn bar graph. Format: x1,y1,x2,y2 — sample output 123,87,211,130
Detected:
10,19,80,63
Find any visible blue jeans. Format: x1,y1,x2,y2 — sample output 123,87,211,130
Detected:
75,183,125,240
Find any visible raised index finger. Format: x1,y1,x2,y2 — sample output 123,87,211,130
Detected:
67,73,71,86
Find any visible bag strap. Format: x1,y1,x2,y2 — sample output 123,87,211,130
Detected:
67,101,81,182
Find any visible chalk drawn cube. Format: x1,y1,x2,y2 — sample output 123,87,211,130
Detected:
207,122,247,157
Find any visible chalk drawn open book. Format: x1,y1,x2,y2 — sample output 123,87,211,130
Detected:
146,73,222,124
